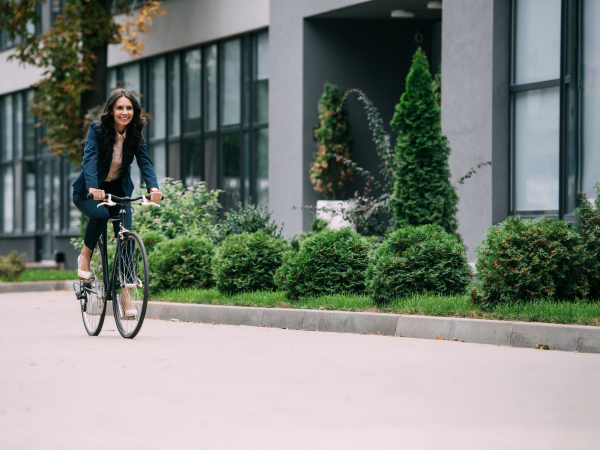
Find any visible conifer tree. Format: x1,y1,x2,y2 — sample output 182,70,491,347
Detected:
390,48,458,234
310,83,354,200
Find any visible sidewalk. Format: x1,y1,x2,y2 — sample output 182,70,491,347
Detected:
109,301,600,354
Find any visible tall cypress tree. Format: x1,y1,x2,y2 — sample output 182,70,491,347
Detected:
310,83,354,200
390,48,458,234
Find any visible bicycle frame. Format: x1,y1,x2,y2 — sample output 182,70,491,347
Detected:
97,203,135,302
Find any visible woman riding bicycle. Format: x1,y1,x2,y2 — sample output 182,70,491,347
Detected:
72,88,163,316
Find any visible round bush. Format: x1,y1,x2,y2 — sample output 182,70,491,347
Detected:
148,235,214,293
213,232,287,294
366,224,471,303
140,231,166,256
472,216,586,309
275,227,369,300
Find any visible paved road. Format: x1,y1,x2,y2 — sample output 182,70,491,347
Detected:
1,292,599,450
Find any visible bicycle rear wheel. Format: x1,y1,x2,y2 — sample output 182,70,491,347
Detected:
112,231,149,339
81,236,108,336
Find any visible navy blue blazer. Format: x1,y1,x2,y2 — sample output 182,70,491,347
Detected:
72,121,158,198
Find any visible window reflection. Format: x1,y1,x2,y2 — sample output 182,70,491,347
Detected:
222,133,240,211
122,63,141,104
514,88,560,211
3,166,13,233
205,45,218,131
514,0,561,84
184,49,201,133
582,0,600,200
254,128,269,207
255,31,269,123
183,137,202,186
3,95,13,161
169,54,181,137
150,57,166,140
24,162,36,232
221,39,241,127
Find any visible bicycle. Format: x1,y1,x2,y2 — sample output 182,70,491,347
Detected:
74,192,160,339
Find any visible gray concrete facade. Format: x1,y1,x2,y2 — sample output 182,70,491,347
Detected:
442,0,511,259
1,0,514,262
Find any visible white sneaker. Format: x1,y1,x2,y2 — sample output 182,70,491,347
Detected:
124,308,137,317
78,255,92,280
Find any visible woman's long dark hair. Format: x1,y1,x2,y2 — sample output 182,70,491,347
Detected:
98,89,146,169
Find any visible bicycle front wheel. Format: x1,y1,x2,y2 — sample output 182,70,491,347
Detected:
112,232,149,339
81,236,108,336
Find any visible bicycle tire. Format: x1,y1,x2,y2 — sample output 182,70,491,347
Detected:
81,237,108,336
112,231,149,339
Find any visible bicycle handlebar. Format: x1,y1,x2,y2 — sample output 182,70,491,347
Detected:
87,193,151,202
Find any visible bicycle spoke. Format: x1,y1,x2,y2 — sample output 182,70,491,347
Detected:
114,232,148,338
81,238,107,336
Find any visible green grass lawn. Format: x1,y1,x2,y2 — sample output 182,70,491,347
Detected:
151,287,600,327
1,269,78,282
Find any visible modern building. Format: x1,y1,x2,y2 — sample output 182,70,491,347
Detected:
0,0,597,267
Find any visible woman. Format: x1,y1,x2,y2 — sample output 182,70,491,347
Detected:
72,88,162,316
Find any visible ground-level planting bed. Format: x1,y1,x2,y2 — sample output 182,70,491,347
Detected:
151,288,600,327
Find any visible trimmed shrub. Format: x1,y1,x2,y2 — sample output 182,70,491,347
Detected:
140,231,166,256
574,183,600,298
275,227,369,300
148,235,215,293
0,251,26,280
366,224,471,303
472,216,587,310
213,232,287,294
390,48,458,235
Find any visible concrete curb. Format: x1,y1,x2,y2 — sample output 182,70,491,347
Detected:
124,301,600,354
0,280,77,293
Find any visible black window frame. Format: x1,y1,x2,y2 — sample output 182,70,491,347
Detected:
107,29,269,212
509,0,582,221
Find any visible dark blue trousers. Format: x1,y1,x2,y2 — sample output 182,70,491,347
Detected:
73,179,132,251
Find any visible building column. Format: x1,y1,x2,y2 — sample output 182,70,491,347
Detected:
442,0,510,260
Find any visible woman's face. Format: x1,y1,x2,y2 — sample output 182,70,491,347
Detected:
112,96,134,129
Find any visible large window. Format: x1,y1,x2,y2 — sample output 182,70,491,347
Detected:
0,89,73,260
107,30,269,210
511,0,599,220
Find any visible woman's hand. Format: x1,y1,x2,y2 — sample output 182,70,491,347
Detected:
88,187,106,201
149,187,163,202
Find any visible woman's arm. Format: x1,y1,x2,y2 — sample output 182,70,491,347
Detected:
82,125,101,192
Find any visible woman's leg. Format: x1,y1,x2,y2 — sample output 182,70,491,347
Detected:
73,192,110,273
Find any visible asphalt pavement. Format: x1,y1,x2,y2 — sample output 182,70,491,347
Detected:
1,291,599,450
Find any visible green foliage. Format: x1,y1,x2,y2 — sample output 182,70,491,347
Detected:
310,83,354,200
390,48,458,235
275,227,370,300
0,0,119,162
312,214,329,233
0,0,165,164
473,216,587,310
216,202,283,243
574,182,600,298
134,178,221,240
366,225,471,304
148,235,215,293
213,233,287,294
140,231,166,256
0,251,27,280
